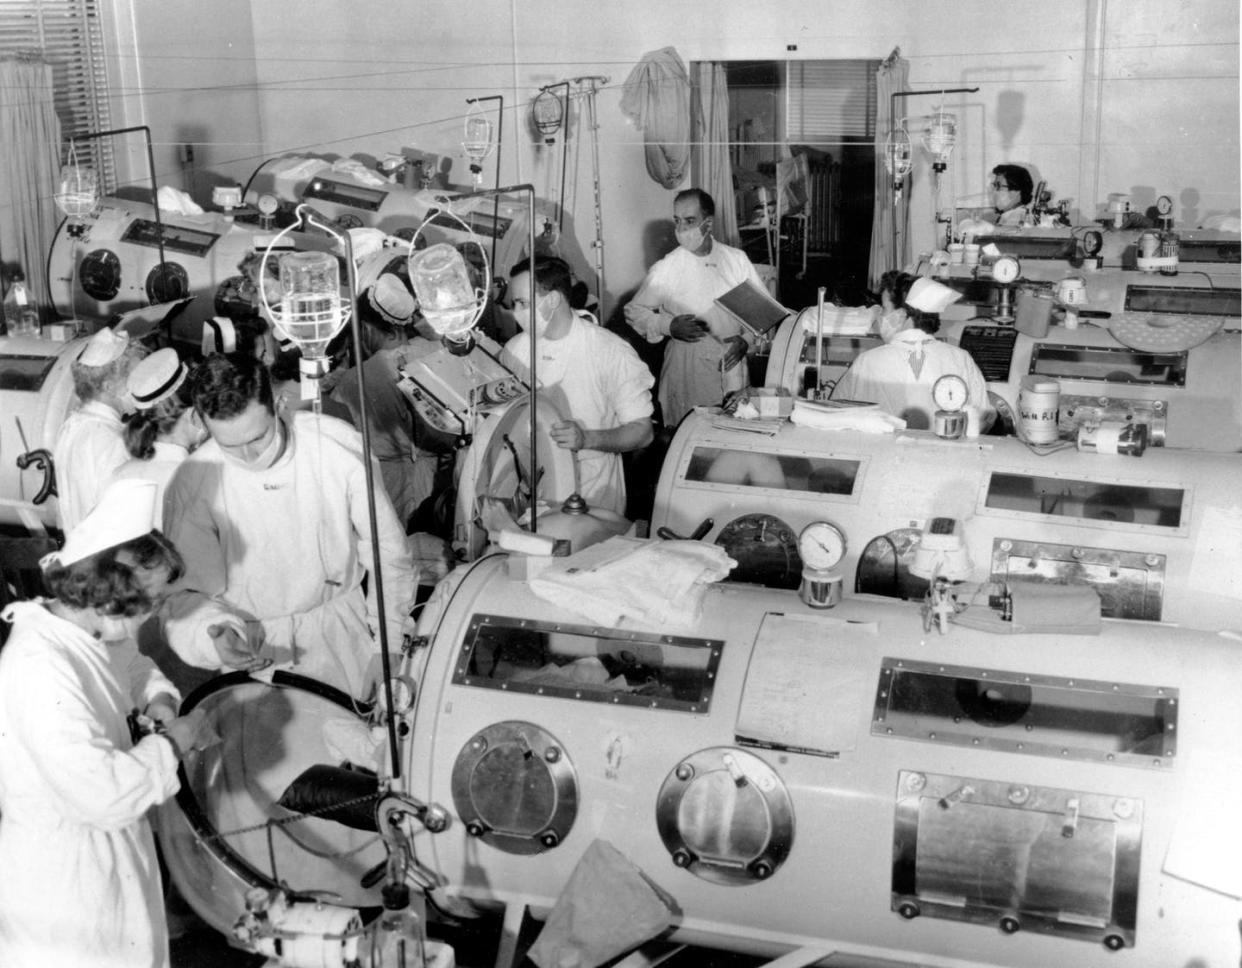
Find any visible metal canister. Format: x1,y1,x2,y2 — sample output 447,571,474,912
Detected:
1137,231,1161,270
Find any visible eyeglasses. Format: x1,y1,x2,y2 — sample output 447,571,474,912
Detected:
990,181,1013,192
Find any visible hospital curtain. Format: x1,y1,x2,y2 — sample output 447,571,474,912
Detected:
690,62,740,247
867,49,910,288
0,55,62,317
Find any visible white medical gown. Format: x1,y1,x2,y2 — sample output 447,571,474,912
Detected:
831,330,991,431
0,602,181,968
53,400,130,531
626,241,763,427
162,411,417,696
503,313,654,514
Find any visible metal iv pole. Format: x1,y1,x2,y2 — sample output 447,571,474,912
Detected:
572,76,609,314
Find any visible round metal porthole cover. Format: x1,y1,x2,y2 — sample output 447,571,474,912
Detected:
79,248,122,301
451,720,577,856
145,262,190,304
655,746,794,886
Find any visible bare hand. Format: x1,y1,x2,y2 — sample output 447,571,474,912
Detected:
164,707,220,758
207,622,269,672
551,419,587,452
144,693,179,729
670,315,709,342
722,335,748,370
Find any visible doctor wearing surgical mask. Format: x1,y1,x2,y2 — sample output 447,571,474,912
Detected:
0,478,217,968
624,188,767,427
160,353,419,698
502,256,654,516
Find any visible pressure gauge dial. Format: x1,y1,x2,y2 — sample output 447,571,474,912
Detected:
933,373,970,412
798,521,846,571
256,193,279,217
384,675,416,716
1156,195,1173,217
992,255,1021,284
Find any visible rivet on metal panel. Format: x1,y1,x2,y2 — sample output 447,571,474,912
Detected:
903,772,926,793
544,746,561,763
1113,798,1134,819
1071,547,1084,560
999,539,1013,552
1007,785,1029,804
928,732,937,740
1145,554,1160,567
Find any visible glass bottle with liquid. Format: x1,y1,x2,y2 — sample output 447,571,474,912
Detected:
3,269,41,338
362,884,428,968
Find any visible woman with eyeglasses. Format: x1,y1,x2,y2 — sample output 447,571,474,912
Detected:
986,164,1034,226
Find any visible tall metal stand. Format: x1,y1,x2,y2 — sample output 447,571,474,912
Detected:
572,76,609,313
466,95,505,275
74,125,170,300
887,88,978,270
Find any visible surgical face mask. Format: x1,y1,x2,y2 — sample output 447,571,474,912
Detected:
218,417,284,470
513,293,553,336
675,224,707,252
879,309,909,343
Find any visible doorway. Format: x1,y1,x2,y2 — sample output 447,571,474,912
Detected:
698,59,879,306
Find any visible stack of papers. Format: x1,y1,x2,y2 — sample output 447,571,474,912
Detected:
790,397,905,433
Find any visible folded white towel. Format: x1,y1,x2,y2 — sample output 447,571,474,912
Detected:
528,537,736,631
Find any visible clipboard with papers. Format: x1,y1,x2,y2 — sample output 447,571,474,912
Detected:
713,280,790,338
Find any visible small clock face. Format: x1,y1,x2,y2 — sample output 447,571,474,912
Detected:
933,373,969,412
992,255,1021,284
1156,195,1173,216
798,521,846,571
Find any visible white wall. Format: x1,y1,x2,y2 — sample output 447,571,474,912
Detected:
106,0,264,201
116,0,1238,315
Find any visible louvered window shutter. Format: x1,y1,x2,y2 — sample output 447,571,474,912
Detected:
1,0,115,188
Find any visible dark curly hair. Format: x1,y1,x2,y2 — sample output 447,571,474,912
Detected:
43,531,184,616
191,352,274,421
124,378,195,460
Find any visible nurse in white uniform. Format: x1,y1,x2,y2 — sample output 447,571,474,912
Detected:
0,479,214,968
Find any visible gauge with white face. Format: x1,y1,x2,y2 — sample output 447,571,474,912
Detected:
933,373,969,412
798,521,846,571
992,255,1021,284
257,193,279,216
1156,195,1173,216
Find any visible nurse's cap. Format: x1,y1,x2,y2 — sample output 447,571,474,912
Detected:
905,277,962,314
128,347,188,410
77,326,129,367
202,316,237,356
42,479,159,568
368,273,416,326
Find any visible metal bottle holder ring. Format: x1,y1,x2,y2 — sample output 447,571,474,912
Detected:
403,201,492,345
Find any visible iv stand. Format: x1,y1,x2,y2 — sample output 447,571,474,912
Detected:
572,76,609,314
539,81,572,234
73,126,170,304
887,88,978,271
465,95,504,277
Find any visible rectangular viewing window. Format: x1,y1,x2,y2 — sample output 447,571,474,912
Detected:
987,235,1077,260
985,472,1183,528
685,446,860,496
0,354,58,392
873,659,1177,768
121,219,220,256
304,178,387,211
453,615,722,712
1126,284,1241,315
427,210,514,240
1029,344,1187,386
1176,240,1241,266
799,335,881,367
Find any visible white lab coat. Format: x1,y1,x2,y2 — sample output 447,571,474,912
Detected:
0,602,181,968
832,330,992,431
54,400,130,531
503,313,654,515
626,241,763,427
162,411,416,697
